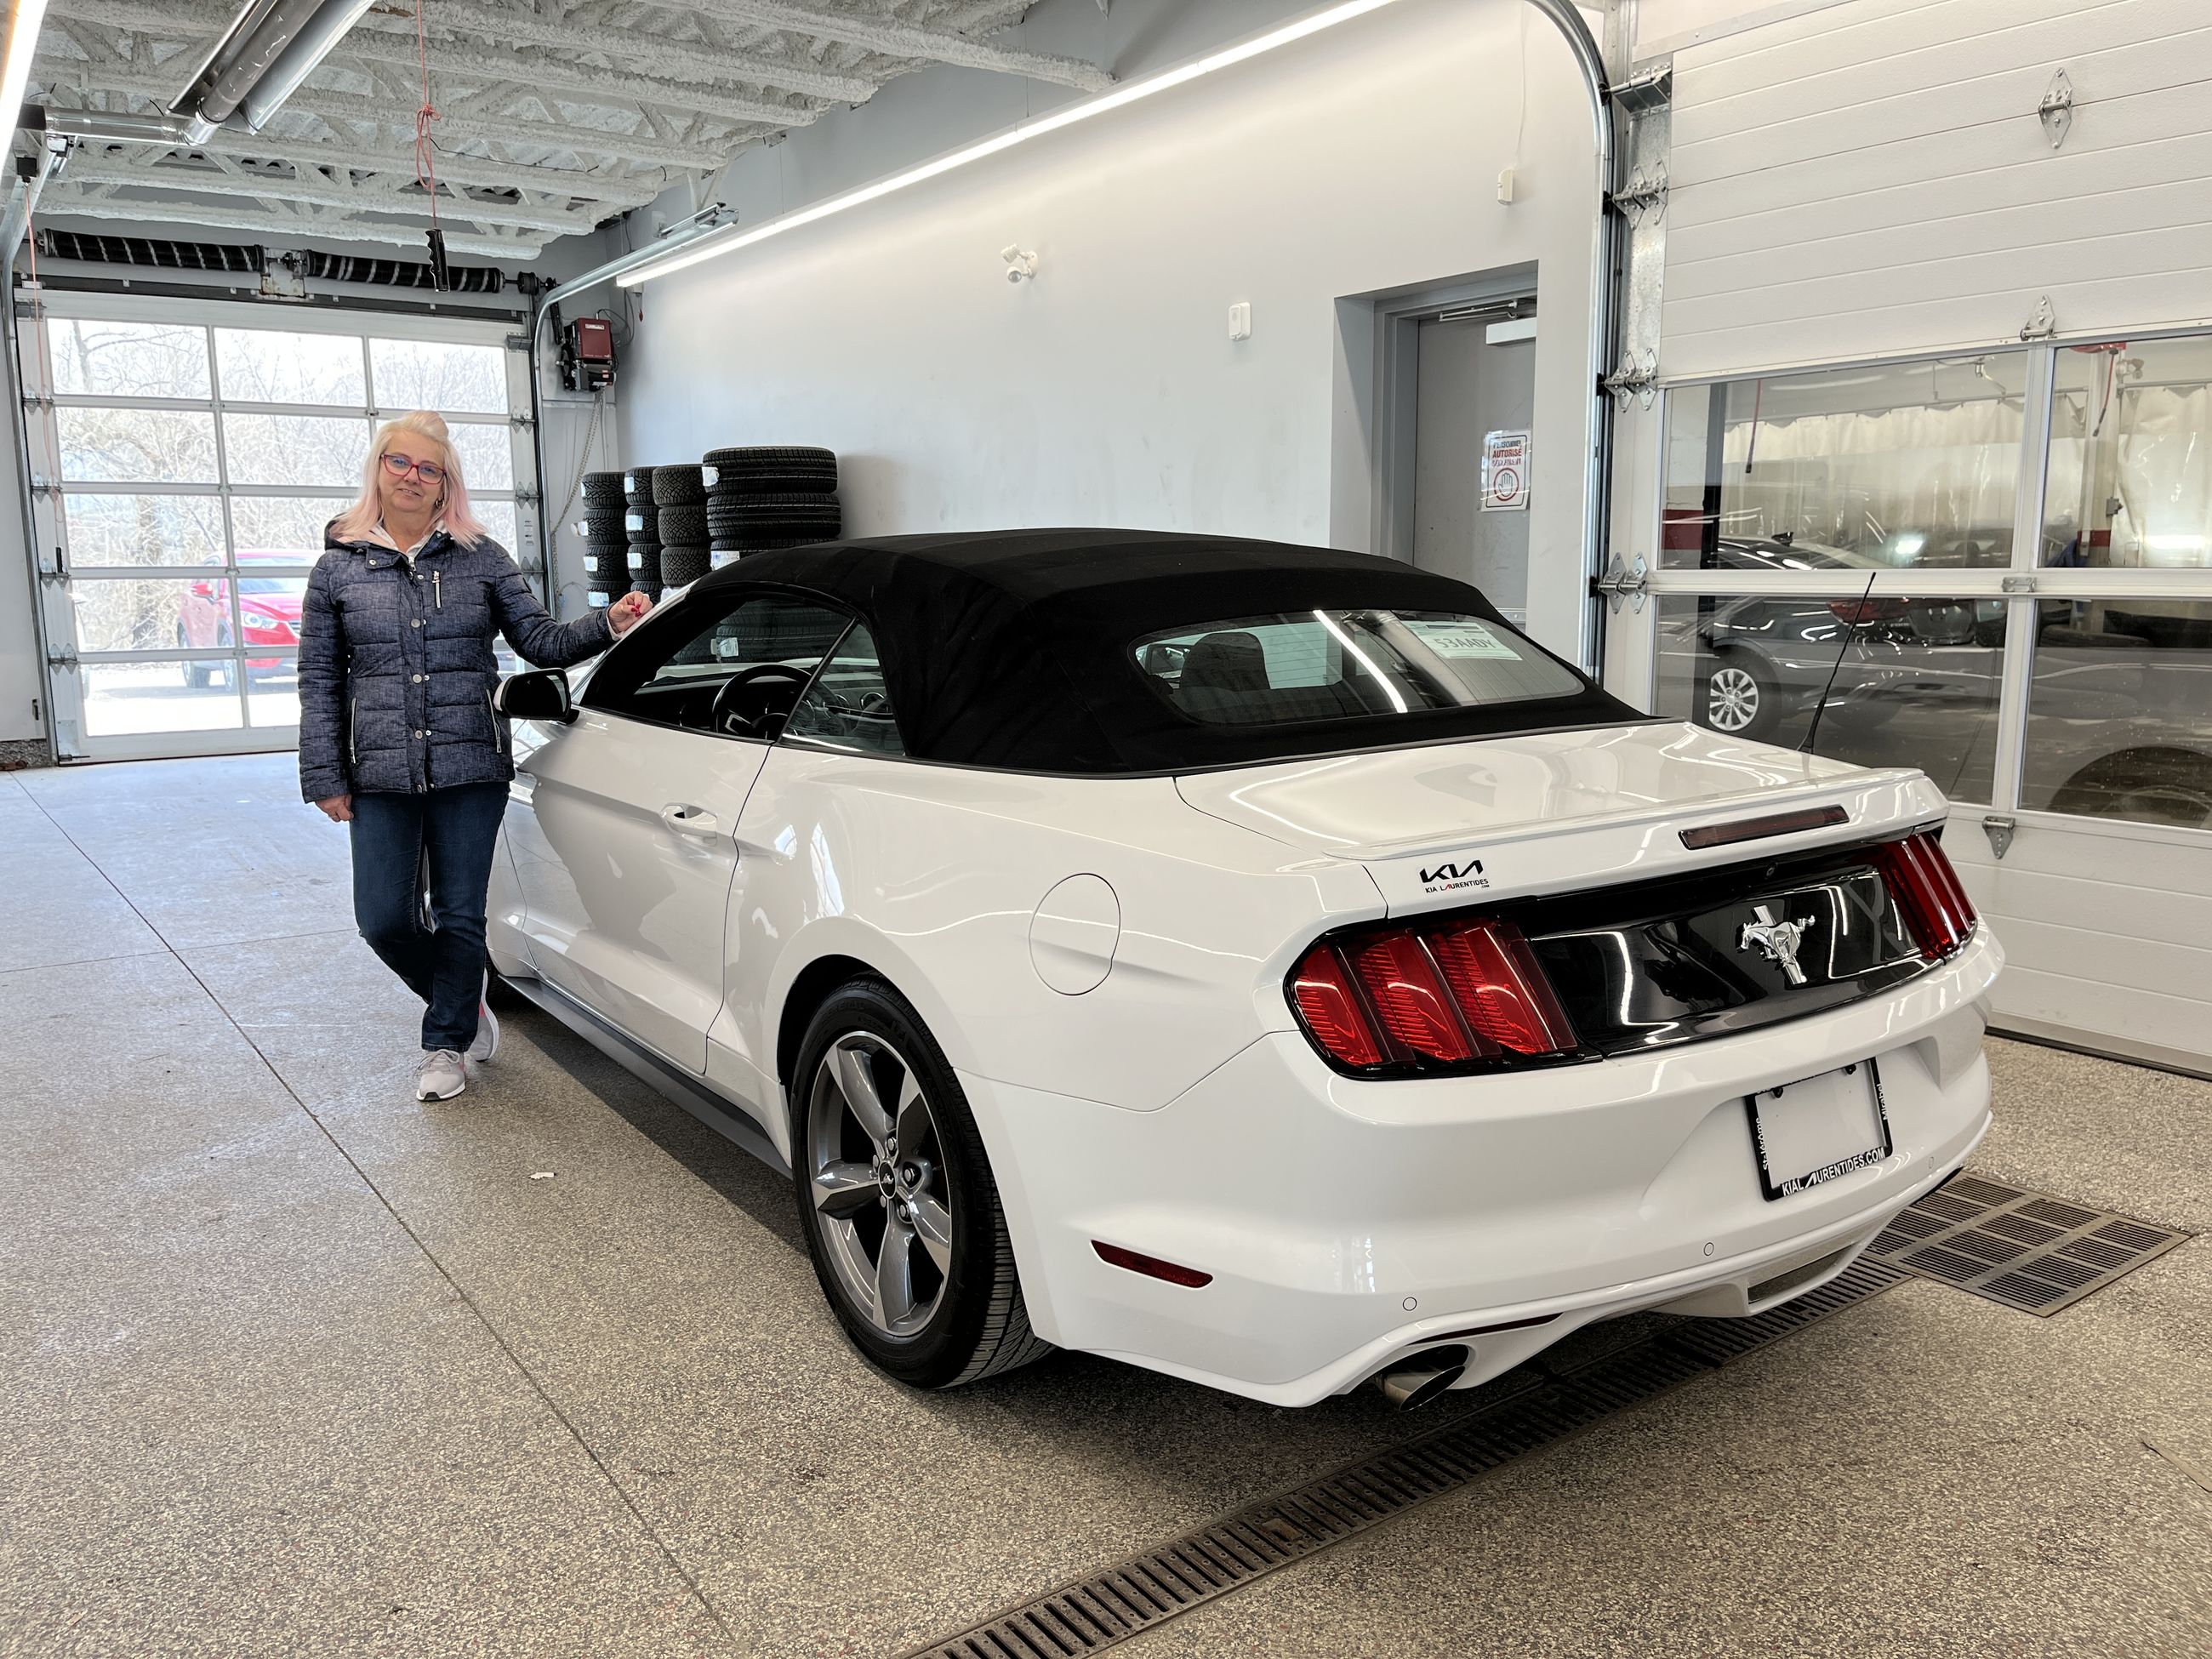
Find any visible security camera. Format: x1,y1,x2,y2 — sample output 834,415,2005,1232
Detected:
1001,245,1038,282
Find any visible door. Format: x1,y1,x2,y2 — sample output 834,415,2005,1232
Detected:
505,586,855,1072
1411,309,1538,626
19,292,537,762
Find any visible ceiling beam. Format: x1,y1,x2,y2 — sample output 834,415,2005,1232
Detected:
34,62,745,172
45,0,834,128
320,38,824,130
71,133,665,210
348,0,881,105
675,0,1115,92
34,189,542,259
60,152,597,238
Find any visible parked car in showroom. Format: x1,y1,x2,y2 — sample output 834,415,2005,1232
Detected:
487,530,1998,1409
176,549,307,687
1656,536,2000,744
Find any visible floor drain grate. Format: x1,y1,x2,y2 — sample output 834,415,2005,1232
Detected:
904,1258,1909,1658
1866,1173,2189,1315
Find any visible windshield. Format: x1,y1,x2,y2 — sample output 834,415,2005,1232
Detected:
1132,609,1585,728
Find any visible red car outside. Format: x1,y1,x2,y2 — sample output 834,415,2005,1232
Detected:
177,550,309,687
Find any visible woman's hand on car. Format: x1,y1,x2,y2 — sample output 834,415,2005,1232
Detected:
315,794,354,824
609,591,653,636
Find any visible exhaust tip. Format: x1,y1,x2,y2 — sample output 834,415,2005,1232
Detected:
1371,1344,1471,1411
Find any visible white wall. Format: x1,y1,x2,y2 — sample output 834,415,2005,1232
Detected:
619,0,1605,656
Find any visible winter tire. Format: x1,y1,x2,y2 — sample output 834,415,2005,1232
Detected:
621,467,654,503
658,547,711,587
625,544,662,585
701,445,838,494
656,503,708,545
651,464,706,506
581,470,626,505
792,978,1052,1390
625,507,658,540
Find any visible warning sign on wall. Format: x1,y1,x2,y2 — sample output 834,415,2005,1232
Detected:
1481,429,1530,512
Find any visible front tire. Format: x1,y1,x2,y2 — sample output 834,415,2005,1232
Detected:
790,978,1052,1389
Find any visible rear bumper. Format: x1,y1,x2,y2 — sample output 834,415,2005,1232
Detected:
964,929,2000,1406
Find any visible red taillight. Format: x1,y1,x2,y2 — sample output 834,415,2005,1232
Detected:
1827,596,1908,625
1291,946,1385,1067
1348,932,1474,1063
1428,921,1578,1056
1874,833,1976,959
1290,919,1576,1072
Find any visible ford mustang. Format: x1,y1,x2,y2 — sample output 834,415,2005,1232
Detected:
487,530,1998,1409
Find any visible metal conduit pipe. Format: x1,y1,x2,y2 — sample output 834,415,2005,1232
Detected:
524,0,1622,658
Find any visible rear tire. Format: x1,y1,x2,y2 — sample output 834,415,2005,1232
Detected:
790,978,1052,1389
1702,652,1780,742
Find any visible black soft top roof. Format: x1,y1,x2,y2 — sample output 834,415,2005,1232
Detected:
694,529,1639,774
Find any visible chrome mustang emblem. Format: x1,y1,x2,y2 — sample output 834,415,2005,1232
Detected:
1739,904,1816,986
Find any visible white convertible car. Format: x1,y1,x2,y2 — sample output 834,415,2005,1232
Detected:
488,530,1998,1409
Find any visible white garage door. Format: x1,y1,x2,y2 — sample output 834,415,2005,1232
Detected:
20,291,539,764
1615,0,2212,1075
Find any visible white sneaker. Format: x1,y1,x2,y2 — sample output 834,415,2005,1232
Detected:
415,1048,470,1101
469,983,499,1064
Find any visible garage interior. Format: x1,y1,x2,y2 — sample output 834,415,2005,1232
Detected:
3,2,2209,1656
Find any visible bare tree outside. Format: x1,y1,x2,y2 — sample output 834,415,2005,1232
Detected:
215,329,367,407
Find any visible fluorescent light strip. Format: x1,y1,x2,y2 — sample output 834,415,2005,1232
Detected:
0,0,53,137
618,0,1401,288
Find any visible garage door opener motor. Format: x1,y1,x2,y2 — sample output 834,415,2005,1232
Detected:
556,307,617,393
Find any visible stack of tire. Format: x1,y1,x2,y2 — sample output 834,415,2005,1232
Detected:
650,464,710,590
702,446,841,570
579,470,629,610
618,466,661,605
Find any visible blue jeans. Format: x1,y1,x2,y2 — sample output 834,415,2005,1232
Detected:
349,782,509,1052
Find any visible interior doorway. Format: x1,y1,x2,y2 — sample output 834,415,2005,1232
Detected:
1411,304,1537,624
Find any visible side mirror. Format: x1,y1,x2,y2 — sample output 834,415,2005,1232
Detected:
496,668,575,724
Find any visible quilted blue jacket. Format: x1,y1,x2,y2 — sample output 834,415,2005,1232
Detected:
297,524,613,801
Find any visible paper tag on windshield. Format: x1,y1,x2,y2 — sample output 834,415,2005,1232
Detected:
1405,619,1521,660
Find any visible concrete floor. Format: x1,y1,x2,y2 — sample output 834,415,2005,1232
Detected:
3,753,2207,1659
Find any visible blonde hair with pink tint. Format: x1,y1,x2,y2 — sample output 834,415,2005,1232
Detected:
331,410,490,549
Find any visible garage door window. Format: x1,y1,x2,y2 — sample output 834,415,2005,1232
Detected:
24,301,531,758
1662,354,2032,572
2045,335,2212,573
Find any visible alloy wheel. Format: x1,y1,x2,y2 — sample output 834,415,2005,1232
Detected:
806,1032,954,1338
1706,664,1761,732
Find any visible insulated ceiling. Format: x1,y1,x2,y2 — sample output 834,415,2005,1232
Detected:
28,0,1110,260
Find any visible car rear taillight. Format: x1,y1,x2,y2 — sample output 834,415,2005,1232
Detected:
1827,596,1909,624
1290,919,1576,1073
1873,832,1976,959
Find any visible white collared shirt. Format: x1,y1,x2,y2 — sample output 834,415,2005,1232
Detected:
368,519,444,564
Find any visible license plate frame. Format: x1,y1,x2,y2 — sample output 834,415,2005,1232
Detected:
1744,1058,1893,1202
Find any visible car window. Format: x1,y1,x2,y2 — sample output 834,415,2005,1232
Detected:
1132,608,1584,727
782,623,904,755
584,589,852,738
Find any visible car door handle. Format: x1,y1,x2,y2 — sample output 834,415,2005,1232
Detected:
659,803,721,838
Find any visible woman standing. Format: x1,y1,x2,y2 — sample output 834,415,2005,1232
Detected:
298,411,652,1102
